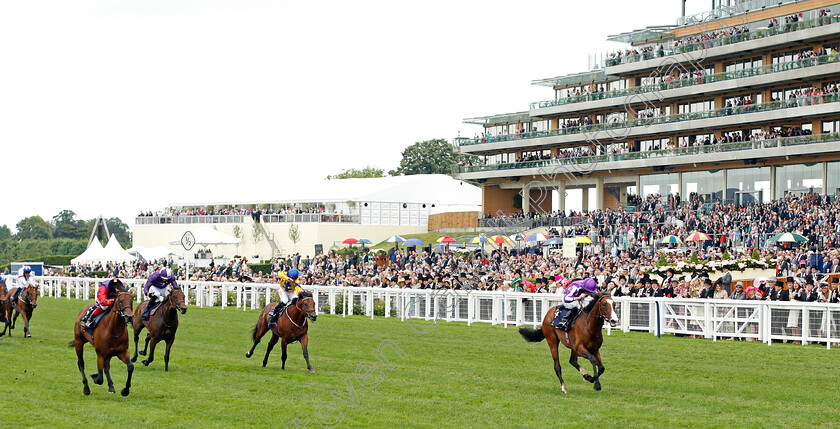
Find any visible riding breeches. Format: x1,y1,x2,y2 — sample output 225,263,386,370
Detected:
149,285,170,300
278,289,297,305
562,300,581,310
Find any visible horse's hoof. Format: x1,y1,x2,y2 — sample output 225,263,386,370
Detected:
130,356,137,363
583,374,594,383
25,334,31,338
245,352,252,358
108,387,115,394
83,386,90,396
561,385,569,394
142,360,149,366
594,382,602,391
138,350,146,356
121,388,130,397
309,369,315,374
92,376,102,385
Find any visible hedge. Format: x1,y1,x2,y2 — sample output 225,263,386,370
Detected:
248,263,273,275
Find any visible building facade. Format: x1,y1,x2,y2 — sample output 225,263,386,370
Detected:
455,0,840,217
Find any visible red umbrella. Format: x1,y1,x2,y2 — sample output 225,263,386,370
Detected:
342,238,359,245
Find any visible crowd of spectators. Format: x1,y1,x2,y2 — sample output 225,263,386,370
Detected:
138,205,337,218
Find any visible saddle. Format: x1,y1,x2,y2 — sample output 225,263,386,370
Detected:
83,308,111,339
149,299,164,317
550,307,576,329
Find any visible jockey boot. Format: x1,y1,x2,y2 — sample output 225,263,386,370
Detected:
559,307,580,332
80,307,96,330
142,297,157,321
268,303,286,328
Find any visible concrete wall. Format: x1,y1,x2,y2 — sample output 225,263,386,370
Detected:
133,220,428,260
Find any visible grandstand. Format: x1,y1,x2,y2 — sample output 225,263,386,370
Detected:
132,174,480,259
454,0,840,219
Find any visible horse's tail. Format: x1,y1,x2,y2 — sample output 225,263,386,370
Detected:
519,327,545,343
250,324,258,342
67,340,75,348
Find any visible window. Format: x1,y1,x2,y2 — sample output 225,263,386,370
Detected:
640,173,678,197
770,85,810,101
827,162,840,196
726,167,771,204
637,138,670,152
823,120,840,133
724,56,762,72
682,170,724,203
678,133,713,147
723,92,763,106
678,100,714,114
775,163,823,198
608,79,628,92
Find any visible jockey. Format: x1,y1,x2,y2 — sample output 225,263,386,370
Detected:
268,268,303,328
142,268,180,321
80,278,125,329
10,265,34,304
557,277,598,330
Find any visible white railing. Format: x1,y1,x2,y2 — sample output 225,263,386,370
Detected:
34,276,839,349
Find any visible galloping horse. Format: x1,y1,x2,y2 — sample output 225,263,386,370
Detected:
246,290,317,372
519,294,619,393
0,277,7,340
131,288,188,371
2,284,39,338
70,291,135,396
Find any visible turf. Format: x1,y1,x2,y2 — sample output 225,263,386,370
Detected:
0,298,837,428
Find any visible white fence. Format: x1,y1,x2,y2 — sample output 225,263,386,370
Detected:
34,276,839,349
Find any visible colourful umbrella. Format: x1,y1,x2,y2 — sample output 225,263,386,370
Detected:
470,236,489,244
525,233,549,242
436,236,457,243
342,238,359,245
546,237,562,245
384,235,406,243
403,238,425,246
769,232,808,242
575,236,592,244
659,235,683,244
357,239,372,245
491,235,511,244
685,231,712,241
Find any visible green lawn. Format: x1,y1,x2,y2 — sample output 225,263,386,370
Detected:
368,231,468,249
1,298,838,428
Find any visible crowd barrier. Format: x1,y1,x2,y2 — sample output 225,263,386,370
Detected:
34,276,839,349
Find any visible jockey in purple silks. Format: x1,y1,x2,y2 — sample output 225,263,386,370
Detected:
557,277,598,331
142,268,180,321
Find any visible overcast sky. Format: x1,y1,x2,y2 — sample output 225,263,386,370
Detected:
0,0,710,232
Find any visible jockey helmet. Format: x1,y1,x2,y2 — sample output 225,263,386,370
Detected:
160,267,173,280
582,278,597,294
288,269,299,280
23,265,32,273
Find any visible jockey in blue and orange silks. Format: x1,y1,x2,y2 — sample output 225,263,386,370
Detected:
268,269,302,328
557,277,598,331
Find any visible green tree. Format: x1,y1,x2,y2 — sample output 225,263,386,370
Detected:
105,217,132,248
0,225,11,240
52,210,88,240
288,224,300,252
16,216,52,240
390,138,480,176
326,166,385,180
232,225,243,255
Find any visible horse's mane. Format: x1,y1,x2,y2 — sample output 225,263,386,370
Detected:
299,290,313,298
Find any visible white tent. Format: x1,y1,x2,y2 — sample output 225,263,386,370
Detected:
71,239,107,265
168,227,241,246
102,234,137,263
127,246,178,262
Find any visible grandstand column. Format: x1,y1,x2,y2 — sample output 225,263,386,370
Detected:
769,166,776,200
522,183,531,214
557,181,566,214
822,161,828,196
722,169,728,204
582,187,589,211
595,177,605,211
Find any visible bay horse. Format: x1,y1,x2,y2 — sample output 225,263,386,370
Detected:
70,291,135,396
131,288,188,371
246,290,317,372
0,277,6,340
519,295,619,393
2,284,39,338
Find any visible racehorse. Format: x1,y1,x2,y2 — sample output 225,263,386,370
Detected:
0,277,6,340
131,288,188,371
2,284,39,338
246,290,317,372
519,294,619,393
70,291,135,396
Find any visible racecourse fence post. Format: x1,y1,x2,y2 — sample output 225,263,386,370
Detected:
802,308,809,346
237,285,242,310
827,307,832,350
704,302,713,339
222,285,227,309
467,292,474,326
329,288,336,315
384,290,390,318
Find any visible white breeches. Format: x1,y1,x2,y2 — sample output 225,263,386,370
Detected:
279,289,297,305
562,300,581,310
149,285,170,300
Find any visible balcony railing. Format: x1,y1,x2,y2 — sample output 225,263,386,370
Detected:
135,215,245,225
531,52,840,110
261,214,360,224
604,15,839,68
461,92,840,147
456,132,840,174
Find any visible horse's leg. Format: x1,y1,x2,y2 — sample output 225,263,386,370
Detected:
164,338,174,372
568,349,592,382
22,311,31,338
246,320,268,358
262,333,279,367
139,333,151,356
546,331,567,394
91,354,105,385
119,350,134,397
131,325,142,362
300,334,314,373
76,340,90,395
103,356,115,394
11,308,18,330
584,351,603,391
142,337,159,366
280,337,289,370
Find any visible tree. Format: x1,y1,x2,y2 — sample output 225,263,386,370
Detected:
232,225,243,255
390,138,480,176
326,166,385,180
252,222,263,245
104,217,132,248
52,210,88,240
0,225,11,240
16,216,52,240
288,224,300,252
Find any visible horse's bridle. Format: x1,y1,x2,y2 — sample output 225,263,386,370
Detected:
114,292,133,322
582,295,611,338
20,285,37,306
287,297,316,329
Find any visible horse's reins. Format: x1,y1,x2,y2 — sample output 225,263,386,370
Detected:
285,297,315,329
107,293,133,339
582,296,608,339
158,294,185,329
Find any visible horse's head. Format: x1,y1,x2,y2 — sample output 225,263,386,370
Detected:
296,291,317,322
593,295,619,328
115,291,134,325
169,288,188,314
23,285,39,309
